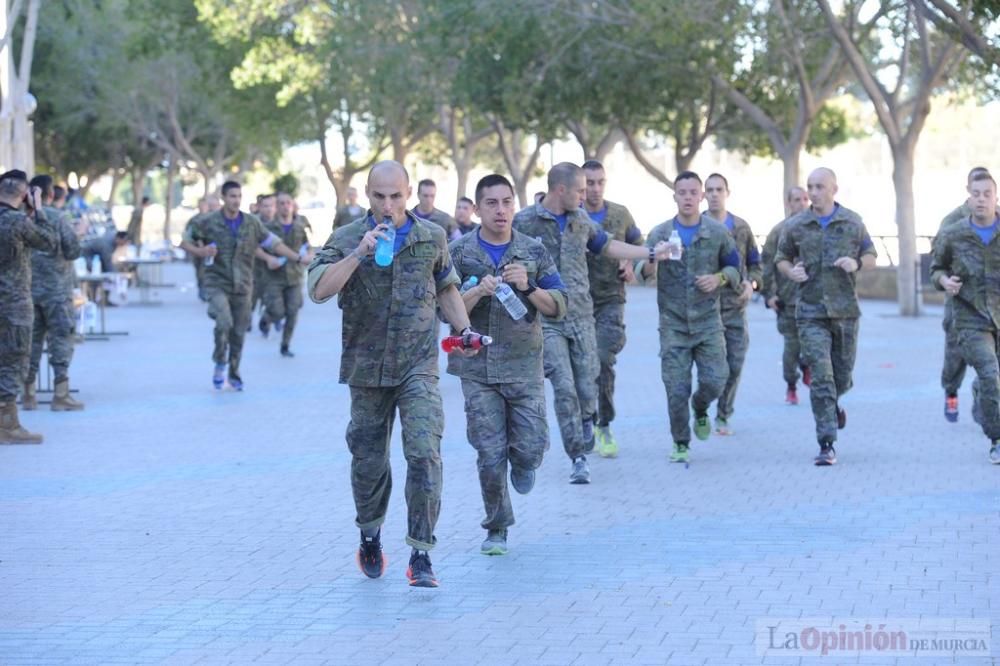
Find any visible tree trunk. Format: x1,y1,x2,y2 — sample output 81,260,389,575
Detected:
780,148,802,215
163,154,177,242
200,168,215,197
391,128,407,164
891,146,920,316
454,158,470,202
106,168,122,208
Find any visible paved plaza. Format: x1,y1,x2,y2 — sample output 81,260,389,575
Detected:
0,263,997,665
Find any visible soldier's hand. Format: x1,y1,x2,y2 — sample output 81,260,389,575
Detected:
766,296,781,310
477,274,499,296
939,274,962,296
201,244,218,259
29,186,43,214
618,259,636,283
266,256,282,270
356,225,387,257
789,262,808,282
833,256,859,273
694,273,722,292
501,263,529,290
652,240,673,260
738,280,754,304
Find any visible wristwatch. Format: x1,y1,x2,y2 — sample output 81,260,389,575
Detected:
648,247,656,264
519,280,538,296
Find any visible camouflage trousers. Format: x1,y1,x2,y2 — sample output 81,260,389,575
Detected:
716,305,749,420
660,327,729,445
941,300,967,395
261,282,303,348
205,288,251,382
0,322,30,402
594,301,626,426
957,329,1000,441
346,375,444,550
543,318,599,460
28,299,76,383
798,317,859,444
461,378,548,531
776,311,802,386
193,257,206,300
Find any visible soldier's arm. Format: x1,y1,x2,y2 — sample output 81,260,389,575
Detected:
639,230,661,280
309,239,360,303
432,231,471,332
60,218,82,260
21,208,58,252
530,254,567,319
255,218,300,263
718,236,742,287
744,230,763,287
760,228,779,299
929,231,955,290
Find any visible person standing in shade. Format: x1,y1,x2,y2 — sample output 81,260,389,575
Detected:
454,196,479,235
776,168,877,466
411,179,459,239
582,160,643,458
448,174,567,556
761,185,811,405
21,175,84,412
0,170,56,444
258,192,311,357
639,171,741,464
703,173,761,435
931,171,1000,464
308,161,478,588
513,162,672,484
180,181,304,391
936,166,991,423
333,186,365,229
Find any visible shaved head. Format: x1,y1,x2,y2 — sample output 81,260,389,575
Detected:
547,162,583,191
809,167,837,186
806,167,839,215
366,160,411,225
368,160,409,186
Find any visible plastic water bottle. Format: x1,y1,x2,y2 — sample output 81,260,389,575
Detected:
204,242,217,267
374,218,396,267
83,301,98,334
274,256,288,268
459,275,479,293
298,242,309,260
668,229,683,260
441,332,493,353
495,281,528,320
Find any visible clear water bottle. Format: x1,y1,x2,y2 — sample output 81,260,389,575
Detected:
298,242,309,260
495,281,527,320
459,275,479,293
668,229,683,260
204,242,217,266
374,218,396,267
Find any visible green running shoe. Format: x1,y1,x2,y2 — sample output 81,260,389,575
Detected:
714,417,733,436
693,414,711,441
989,442,1000,465
669,442,690,463
597,425,618,458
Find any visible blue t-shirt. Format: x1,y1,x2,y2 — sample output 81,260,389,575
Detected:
282,223,293,235
545,207,609,254
223,211,243,237
674,219,701,248
586,206,608,225
478,237,510,267
368,215,413,254
545,209,569,233
971,218,999,245
817,204,840,229
723,213,735,232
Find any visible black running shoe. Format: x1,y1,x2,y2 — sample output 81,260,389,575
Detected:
280,345,295,358
356,531,386,579
406,551,438,588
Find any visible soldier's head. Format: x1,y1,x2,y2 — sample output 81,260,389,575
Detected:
366,161,411,225
672,171,703,219
705,173,730,216
114,231,130,248
221,181,242,216
346,186,359,205
205,194,221,212
546,162,585,213
582,160,606,210
967,166,990,186
806,168,838,215
474,174,516,239
257,194,276,221
29,174,55,204
416,179,436,212
53,185,67,207
968,171,998,224
455,196,474,225
533,191,545,205
277,192,295,220
0,169,29,208
786,186,808,215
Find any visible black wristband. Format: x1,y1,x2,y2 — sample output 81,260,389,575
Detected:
648,247,655,264
519,280,537,296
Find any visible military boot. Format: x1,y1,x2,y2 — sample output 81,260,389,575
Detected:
21,377,37,411
0,401,43,444
51,380,85,412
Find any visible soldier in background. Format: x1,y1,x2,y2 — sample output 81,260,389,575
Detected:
185,195,221,302
250,193,276,329
411,178,458,239
454,196,478,235
258,192,311,357
333,186,365,229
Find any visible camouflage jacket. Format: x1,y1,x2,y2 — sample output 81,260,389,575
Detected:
761,217,798,312
446,229,567,384
513,203,609,325
31,206,80,303
930,217,1000,331
307,212,459,387
183,210,279,295
0,205,58,325
938,202,971,235
262,215,310,287
333,204,365,230
411,207,457,237
708,212,761,313
645,216,741,335
586,200,643,307
775,204,877,320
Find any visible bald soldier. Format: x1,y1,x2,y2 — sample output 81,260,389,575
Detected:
776,168,877,466
308,160,478,588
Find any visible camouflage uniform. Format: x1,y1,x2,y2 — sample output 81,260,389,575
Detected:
307,212,459,550
513,203,607,459
260,215,310,349
0,206,57,401
27,207,81,385
646,216,741,444
456,221,479,236
775,204,877,444
586,201,643,427
183,210,280,383
713,213,761,421
184,213,208,300
761,217,802,385
930,217,1000,442
333,203,365,230
447,229,567,531
412,207,458,237
936,202,971,396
